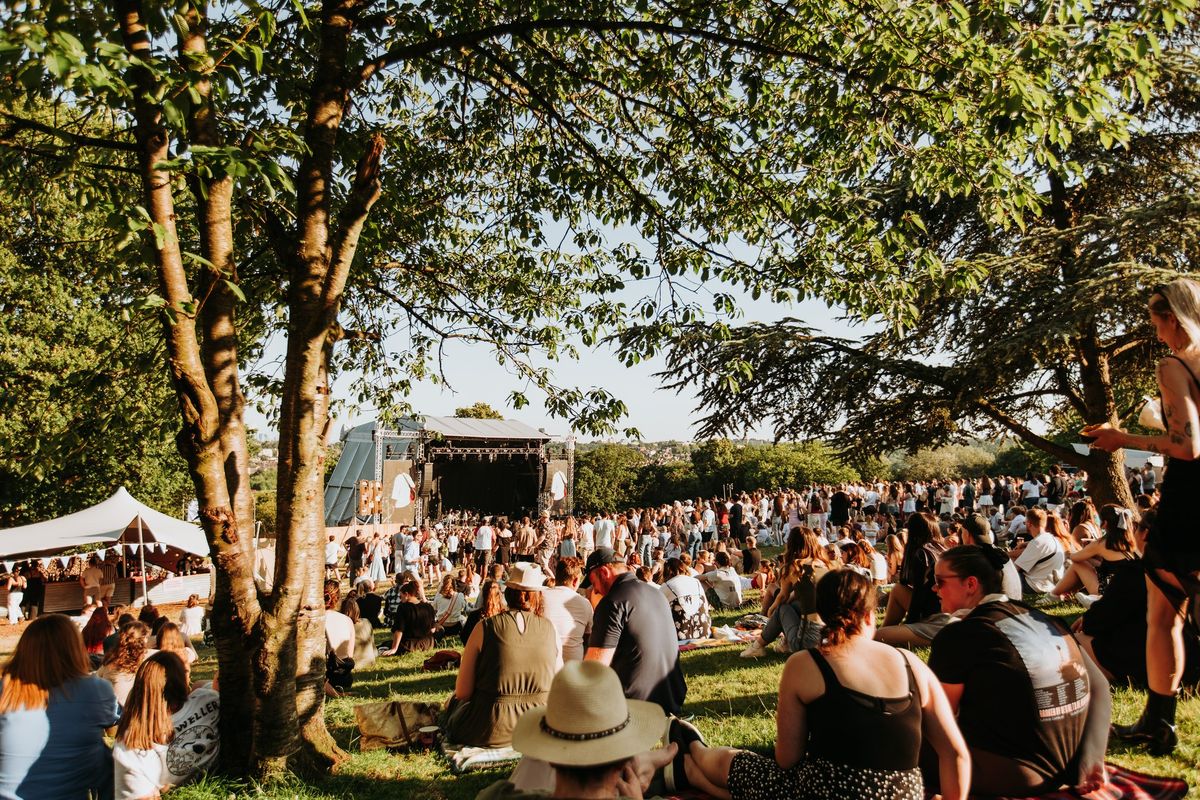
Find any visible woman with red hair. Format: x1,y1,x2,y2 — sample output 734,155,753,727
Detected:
0,614,119,799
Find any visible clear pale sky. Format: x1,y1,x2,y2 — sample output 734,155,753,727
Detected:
245,293,871,443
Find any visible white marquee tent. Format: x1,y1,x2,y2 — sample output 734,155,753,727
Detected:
0,486,209,560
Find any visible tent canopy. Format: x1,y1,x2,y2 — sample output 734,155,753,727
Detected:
0,487,209,559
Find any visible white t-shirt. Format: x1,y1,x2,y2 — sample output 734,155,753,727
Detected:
1001,560,1023,599
113,686,220,799
325,609,355,660
870,552,889,582
1022,480,1042,501
541,586,594,662
178,606,205,639
1014,533,1065,593
474,525,494,551
580,521,595,550
446,534,459,553
432,592,467,627
699,566,743,608
593,519,614,549
325,540,340,564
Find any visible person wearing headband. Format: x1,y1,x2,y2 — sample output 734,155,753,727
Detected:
1085,277,1200,755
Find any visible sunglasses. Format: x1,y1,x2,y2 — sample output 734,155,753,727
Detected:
932,573,966,589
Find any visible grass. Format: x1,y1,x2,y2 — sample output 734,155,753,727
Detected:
159,595,1198,799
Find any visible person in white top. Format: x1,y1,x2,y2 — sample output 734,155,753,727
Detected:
542,557,594,661
178,594,206,639
1010,507,1065,595
113,651,219,799
474,520,495,571
696,552,743,610
593,514,615,550
579,516,596,560
961,514,1022,599
446,530,460,565
324,535,342,579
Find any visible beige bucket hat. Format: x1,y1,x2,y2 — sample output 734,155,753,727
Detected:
511,661,666,766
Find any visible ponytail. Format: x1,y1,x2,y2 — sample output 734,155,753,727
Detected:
815,569,875,652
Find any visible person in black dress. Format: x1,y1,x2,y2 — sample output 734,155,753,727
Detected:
1084,277,1200,755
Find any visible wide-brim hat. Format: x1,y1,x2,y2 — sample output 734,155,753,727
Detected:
506,562,547,591
512,661,665,766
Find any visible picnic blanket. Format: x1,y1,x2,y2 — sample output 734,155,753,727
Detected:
679,626,757,652
440,739,521,774
991,764,1187,800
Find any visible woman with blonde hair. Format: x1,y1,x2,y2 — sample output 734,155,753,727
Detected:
178,594,206,639
99,621,153,705
431,573,467,639
0,614,119,799
156,622,198,667
1087,279,1200,754
113,651,220,798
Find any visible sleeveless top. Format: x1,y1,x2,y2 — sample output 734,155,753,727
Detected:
1151,355,1200,566
805,649,923,770
447,610,557,748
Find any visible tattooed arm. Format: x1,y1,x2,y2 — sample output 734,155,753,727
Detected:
1086,358,1200,460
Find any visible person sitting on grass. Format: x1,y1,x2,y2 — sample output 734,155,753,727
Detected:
98,620,153,707
461,579,505,645
660,557,711,644
697,551,744,609
1007,507,1065,597
875,512,950,648
340,594,376,671
444,563,560,748
0,614,120,800
683,569,970,800
112,651,220,800
475,661,678,800
1051,504,1141,604
431,574,468,641
741,527,831,657
380,580,436,657
926,545,1110,797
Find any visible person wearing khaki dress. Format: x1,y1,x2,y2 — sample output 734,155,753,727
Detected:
444,564,559,748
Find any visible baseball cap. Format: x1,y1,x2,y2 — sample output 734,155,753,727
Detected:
581,548,620,588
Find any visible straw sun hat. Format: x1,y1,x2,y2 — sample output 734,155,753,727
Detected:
505,562,547,591
512,660,666,766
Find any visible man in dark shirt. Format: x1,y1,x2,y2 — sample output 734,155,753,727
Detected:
583,548,687,715
346,531,366,577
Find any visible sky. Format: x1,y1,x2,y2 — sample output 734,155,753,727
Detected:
244,294,874,443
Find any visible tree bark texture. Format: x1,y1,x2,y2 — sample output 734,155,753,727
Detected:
114,0,382,779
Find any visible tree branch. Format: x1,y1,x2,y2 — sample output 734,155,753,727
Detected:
0,112,138,152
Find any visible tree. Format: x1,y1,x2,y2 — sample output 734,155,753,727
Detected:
1,0,1169,779
656,1,1197,508
0,153,191,525
892,444,997,482
454,402,504,419
573,444,645,513
636,460,698,505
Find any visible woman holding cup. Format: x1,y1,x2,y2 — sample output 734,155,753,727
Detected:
1083,277,1200,755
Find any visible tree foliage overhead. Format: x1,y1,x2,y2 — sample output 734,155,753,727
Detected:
0,147,191,526
655,0,1200,506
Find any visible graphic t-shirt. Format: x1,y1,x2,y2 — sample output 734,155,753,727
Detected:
660,575,711,641
929,600,1088,783
113,685,220,799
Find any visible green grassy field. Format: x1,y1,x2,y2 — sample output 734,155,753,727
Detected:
162,597,1197,800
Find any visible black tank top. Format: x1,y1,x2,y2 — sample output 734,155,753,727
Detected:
805,648,923,770
1154,355,1200,557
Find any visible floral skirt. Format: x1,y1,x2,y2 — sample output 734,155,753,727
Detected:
727,752,922,800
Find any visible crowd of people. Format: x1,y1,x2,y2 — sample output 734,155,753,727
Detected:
0,593,214,799
3,279,1200,799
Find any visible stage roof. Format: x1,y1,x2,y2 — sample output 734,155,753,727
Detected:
422,416,550,441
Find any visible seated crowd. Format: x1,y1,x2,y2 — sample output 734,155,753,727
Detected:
0,599,216,800
1,482,1189,800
